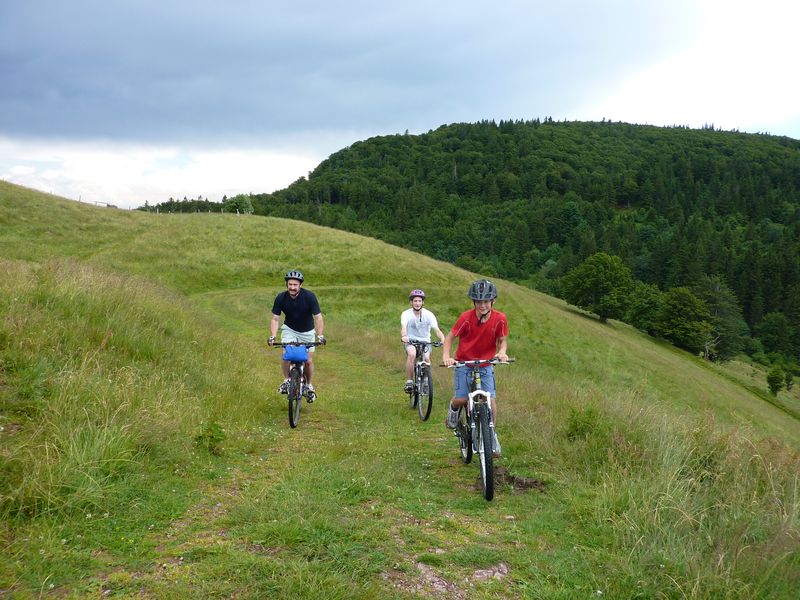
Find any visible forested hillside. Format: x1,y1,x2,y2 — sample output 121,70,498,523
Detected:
142,120,800,368
234,120,800,363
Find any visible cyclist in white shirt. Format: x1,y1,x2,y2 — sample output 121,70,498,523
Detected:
400,289,446,393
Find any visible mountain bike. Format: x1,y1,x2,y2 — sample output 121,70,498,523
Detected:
273,341,323,428
404,340,442,421
446,358,513,501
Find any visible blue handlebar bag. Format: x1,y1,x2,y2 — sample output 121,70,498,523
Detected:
283,345,309,362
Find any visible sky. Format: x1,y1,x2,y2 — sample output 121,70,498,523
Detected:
1,0,798,210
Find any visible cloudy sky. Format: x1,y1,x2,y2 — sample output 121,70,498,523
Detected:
1,0,798,209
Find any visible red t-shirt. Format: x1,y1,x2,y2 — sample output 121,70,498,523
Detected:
451,309,509,361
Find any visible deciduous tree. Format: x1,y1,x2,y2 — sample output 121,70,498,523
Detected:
562,252,633,323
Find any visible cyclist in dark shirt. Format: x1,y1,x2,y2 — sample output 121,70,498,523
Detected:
268,270,326,398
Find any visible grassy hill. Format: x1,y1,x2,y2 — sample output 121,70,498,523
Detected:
2,180,799,598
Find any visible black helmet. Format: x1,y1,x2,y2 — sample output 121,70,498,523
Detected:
468,279,497,300
285,270,304,283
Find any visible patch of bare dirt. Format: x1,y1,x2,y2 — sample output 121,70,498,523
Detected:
474,466,546,492
382,563,465,599
472,561,509,581
383,560,511,598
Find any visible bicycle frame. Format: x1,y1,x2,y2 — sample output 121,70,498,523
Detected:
446,358,513,501
273,341,323,428
405,340,441,421
464,367,494,457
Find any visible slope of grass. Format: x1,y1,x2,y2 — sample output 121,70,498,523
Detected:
1,181,799,598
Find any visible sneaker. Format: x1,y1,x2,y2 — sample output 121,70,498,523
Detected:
445,405,459,429
404,380,413,393
278,379,290,394
305,383,315,403
492,430,502,457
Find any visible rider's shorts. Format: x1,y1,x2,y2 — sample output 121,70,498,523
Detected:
404,340,431,358
453,365,495,399
280,325,316,353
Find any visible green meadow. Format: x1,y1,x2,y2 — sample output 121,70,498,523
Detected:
1,180,798,598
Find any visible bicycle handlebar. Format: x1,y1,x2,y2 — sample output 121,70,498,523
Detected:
402,340,443,347
442,358,515,368
271,341,325,348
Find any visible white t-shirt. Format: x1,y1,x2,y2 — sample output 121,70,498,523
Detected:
401,308,440,342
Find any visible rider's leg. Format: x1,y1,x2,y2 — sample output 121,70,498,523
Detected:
405,345,416,380
446,366,469,428
304,356,314,384
281,359,290,379
478,367,500,453
446,395,466,428
480,367,497,423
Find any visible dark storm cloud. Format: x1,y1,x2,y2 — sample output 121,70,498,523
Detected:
0,0,689,144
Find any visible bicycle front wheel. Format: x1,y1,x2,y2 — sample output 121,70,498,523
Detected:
417,367,433,421
288,368,302,428
476,403,494,501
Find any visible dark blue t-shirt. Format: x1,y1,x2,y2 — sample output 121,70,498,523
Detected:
271,288,321,332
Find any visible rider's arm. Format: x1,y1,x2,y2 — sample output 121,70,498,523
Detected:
314,312,324,338
400,311,410,343
495,335,509,362
433,326,445,344
268,313,280,345
442,330,456,366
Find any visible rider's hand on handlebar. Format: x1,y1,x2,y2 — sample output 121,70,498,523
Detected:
317,335,326,345
267,336,276,347
442,356,455,367
495,352,509,363
401,335,409,343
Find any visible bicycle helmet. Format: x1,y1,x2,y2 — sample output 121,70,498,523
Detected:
467,279,497,300
408,289,426,300
284,269,304,283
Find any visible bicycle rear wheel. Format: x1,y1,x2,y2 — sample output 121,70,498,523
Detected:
417,367,433,421
457,406,472,464
288,368,302,428
476,403,494,500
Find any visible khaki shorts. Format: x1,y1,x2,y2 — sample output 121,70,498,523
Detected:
280,324,316,352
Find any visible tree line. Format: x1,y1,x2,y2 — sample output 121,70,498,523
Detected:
138,195,253,214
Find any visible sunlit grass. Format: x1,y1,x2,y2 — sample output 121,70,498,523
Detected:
1,181,798,597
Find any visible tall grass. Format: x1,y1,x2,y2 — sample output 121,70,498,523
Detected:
1,183,799,597
551,393,800,597
0,258,270,519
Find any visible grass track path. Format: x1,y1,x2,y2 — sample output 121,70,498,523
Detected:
117,287,547,598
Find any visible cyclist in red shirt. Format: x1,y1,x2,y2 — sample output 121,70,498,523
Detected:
442,279,509,454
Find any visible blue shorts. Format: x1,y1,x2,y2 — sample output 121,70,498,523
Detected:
453,365,496,399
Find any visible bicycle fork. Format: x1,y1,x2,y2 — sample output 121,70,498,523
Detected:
467,390,494,452
292,364,315,401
